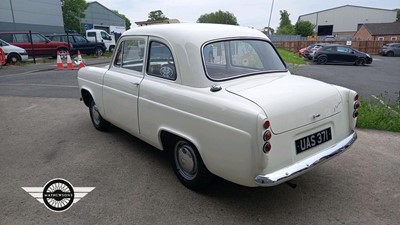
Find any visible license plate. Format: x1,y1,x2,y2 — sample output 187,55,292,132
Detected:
295,128,332,154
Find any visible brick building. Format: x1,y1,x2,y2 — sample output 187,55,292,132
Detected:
353,22,400,41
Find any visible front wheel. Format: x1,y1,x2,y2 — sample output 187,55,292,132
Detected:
109,45,115,53
7,53,21,64
170,140,212,190
89,98,110,131
387,51,394,57
355,58,366,66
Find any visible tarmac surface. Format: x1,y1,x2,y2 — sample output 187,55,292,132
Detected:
0,57,399,224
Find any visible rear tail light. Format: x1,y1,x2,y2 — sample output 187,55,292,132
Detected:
353,93,360,118
354,101,360,109
262,120,272,154
263,130,272,141
263,142,271,153
263,120,270,129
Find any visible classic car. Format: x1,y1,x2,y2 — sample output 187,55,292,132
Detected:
78,24,358,189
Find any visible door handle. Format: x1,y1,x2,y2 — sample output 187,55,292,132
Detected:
130,82,140,87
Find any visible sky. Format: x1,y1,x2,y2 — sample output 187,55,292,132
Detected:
93,0,399,30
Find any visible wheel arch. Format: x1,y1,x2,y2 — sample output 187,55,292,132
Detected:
159,129,200,154
81,88,93,107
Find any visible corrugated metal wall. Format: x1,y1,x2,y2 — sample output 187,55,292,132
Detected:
0,0,64,33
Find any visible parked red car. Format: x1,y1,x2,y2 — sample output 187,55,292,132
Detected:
0,32,72,58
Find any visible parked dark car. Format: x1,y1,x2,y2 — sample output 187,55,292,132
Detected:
304,43,329,60
313,45,372,65
0,32,71,58
379,43,400,57
46,34,106,56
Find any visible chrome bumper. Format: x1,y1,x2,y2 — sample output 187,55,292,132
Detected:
255,131,357,186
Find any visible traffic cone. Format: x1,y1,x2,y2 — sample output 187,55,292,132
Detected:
56,51,64,70
77,50,85,69
66,51,73,70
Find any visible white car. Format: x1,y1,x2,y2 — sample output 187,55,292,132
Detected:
78,24,358,189
0,39,28,63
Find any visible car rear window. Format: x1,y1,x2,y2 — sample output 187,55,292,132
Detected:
203,39,286,81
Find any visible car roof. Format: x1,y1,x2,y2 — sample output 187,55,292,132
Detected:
122,23,269,46
0,31,39,34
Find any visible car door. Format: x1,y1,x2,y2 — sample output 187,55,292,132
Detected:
336,46,356,63
73,35,91,53
30,33,50,55
12,34,32,54
102,36,147,135
394,44,400,56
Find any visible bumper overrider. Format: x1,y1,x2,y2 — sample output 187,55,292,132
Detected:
255,131,357,186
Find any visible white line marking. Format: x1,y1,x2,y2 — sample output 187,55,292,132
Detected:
371,95,399,115
0,83,78,88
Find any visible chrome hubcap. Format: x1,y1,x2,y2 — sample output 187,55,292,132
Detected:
91,103,101,125
175,141,197,180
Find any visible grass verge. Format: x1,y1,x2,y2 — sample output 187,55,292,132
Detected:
277,48,306,65
357,93,400,132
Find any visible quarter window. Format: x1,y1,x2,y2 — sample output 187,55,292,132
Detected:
147,42,176,80
113,38,145,72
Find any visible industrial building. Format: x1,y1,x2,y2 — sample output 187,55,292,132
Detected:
81,1,126,34
0,0,64,33
298,5,397,36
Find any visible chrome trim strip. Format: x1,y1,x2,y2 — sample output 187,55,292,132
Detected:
255,131,357,186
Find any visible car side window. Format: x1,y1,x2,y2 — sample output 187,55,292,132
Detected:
74,36,87,44
113,38,145,72
87,32,95,37
337,46,351,53
324,47,334,52
13,34,29,42
147,41,176,80
31,34,47,42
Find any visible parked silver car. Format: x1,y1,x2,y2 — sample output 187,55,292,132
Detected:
380,43,400,57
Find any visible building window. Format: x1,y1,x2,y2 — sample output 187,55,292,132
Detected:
377,37,384,41
391,36,397,41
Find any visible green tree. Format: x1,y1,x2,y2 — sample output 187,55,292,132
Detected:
395,8,400,21
61,0,88,33
295,20,314,37
148,10,168,21
197,10,239,25
276,10,295,35
112,10,131,30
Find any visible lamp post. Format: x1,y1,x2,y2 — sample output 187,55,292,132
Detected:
267,0,275,36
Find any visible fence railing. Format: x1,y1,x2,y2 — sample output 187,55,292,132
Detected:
272,40,394,55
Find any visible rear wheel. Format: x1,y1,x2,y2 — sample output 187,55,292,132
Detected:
57,48,68,59
94,47,104,56
7,53,21,64
89,98,110,131
170,139,212,190
387,51,394,57
355,58,366,66
317,56,327,65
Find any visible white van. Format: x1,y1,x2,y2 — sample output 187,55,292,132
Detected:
86,29,116,52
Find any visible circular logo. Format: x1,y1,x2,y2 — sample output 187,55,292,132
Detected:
42,178,74,212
